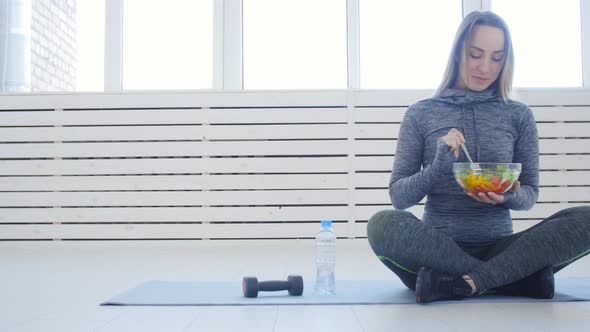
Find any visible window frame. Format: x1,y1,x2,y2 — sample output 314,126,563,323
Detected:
102,0,590,90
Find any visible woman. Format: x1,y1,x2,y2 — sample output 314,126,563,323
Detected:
367,11,590,304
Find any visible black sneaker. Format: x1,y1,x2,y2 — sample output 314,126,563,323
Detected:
415,267,474,304
493,266,554,299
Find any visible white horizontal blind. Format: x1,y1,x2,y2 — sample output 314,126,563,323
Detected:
0,90,588,240
0,92,350,240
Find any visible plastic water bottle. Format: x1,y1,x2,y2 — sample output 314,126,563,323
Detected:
314,219,336,295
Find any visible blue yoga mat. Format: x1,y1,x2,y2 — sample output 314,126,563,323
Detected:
101,277,590,306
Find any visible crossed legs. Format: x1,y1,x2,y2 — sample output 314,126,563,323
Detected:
367,206,590,295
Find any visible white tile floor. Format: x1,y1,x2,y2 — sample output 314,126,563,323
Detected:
1,239,589,332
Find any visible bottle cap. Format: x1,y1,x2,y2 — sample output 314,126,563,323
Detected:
321,219,332,228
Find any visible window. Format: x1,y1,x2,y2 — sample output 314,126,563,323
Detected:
76,1,105,91
491,0,582,87
1,0,100,92
243,0,347,89
360,0,462,89
0,0,586,93
122,0,213,90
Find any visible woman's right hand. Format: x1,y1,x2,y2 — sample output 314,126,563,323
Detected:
440,128,466,159
431,128,465,175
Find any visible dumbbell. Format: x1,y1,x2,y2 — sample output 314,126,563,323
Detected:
242,275,304,298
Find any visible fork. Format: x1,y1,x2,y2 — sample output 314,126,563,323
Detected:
460,143,481,171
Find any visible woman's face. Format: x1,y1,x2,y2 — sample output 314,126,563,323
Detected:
455,25,505,91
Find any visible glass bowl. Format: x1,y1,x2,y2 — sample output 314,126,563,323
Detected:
453,163,521,194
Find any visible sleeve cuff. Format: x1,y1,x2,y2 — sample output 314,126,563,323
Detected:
502,191,515,209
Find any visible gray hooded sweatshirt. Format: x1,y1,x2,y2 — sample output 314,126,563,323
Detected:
389,88,539,243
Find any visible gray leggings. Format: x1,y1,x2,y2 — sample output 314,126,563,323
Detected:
367,206,590,293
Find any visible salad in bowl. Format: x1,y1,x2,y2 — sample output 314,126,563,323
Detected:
453,163,521,194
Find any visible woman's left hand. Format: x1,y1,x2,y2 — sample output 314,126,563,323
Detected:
467,181,520,205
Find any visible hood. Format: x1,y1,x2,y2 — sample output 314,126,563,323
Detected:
431,89,500,163
433,88,500,106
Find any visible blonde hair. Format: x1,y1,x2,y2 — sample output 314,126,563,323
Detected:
434,11,514,100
